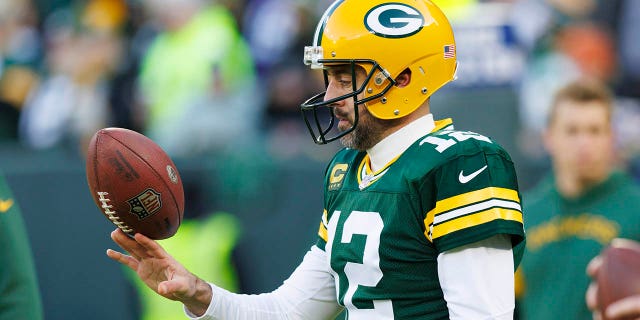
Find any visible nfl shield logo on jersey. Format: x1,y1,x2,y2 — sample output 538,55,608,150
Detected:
128,188,162,220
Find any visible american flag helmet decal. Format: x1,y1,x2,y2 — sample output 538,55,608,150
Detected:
444,44,455,59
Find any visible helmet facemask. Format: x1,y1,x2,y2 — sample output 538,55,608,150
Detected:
300,46,395,145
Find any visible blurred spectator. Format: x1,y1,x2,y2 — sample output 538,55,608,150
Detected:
217,0,249,28
107,1,153,133
617,0,640,98
240,0,327,160
242,0,312,76
0,101,19,141
516,21,616,138
612,98,640,181
432,0,478,22
138,0,260,157
515,79,640,320
18,0,125,151
0,0,41,141
262,65,339,159
510,0,640,171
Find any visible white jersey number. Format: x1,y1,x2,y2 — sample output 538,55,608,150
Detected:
420,131,492,153
326,210,393,320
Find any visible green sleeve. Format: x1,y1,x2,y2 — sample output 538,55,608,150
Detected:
422,148,525,261
0,173,43,320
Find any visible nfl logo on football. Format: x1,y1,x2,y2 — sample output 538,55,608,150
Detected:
128,188,162,220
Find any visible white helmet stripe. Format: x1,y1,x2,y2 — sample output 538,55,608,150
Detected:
313,0,345,46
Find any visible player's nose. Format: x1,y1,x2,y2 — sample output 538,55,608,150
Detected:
323,80,346,104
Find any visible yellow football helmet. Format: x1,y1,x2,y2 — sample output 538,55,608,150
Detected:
301,0,457,144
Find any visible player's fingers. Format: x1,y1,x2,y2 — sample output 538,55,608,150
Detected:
111,229,150,260
605,295,640,319
134,232,170,258
587,255,603,278
586,282,599,310
106,248,139,271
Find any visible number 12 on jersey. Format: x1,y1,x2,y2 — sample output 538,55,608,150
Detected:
420,131,492,153
326,210,394,319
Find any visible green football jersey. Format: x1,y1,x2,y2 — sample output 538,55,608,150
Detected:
0,171,43,319
316,121,525,319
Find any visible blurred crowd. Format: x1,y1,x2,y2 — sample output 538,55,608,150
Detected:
0,0,639,179
0,0,334,159
508,0,640,178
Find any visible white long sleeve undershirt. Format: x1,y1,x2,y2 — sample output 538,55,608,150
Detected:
185,235,514,319
185,246,341,320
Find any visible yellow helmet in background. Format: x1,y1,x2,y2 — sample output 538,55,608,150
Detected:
301,0,457,144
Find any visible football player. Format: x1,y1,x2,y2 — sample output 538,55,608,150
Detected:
107,0,526,319
520,79,640,319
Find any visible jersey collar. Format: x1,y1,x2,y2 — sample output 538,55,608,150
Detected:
367,114,436,172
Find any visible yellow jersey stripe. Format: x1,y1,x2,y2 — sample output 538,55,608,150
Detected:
433,118,453,131
432,207,523,239
318,209,328,242
356,154,399,186
0,198,14,213
426,187,520,220
318,221,328,242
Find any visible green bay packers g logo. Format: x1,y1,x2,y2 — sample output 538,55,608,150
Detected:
364,3,424,38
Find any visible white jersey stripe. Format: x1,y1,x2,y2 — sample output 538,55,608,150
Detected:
434,199,521,225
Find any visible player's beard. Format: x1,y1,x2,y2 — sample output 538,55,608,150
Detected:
338,106,397,151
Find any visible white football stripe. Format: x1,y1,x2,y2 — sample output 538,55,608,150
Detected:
434,199,521,225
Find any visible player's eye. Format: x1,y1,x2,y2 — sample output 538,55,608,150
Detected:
565,126,578,136
338,79,351,86
335,75,352,87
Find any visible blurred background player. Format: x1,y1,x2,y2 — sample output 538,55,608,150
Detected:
0,169,43,320
107,0,525,319
516,78,640,320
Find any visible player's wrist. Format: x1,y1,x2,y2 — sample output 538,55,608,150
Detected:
183,277,213,317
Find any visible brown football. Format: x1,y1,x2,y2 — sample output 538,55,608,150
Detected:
597,238,640,320
86,128,184,239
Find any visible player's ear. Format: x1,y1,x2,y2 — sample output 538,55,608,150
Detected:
395,68,411,88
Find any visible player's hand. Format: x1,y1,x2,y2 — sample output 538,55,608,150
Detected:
586,255,640,320
107,229,212,316
586,256,603,320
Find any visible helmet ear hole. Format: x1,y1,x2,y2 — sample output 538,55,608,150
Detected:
395,68,412,88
